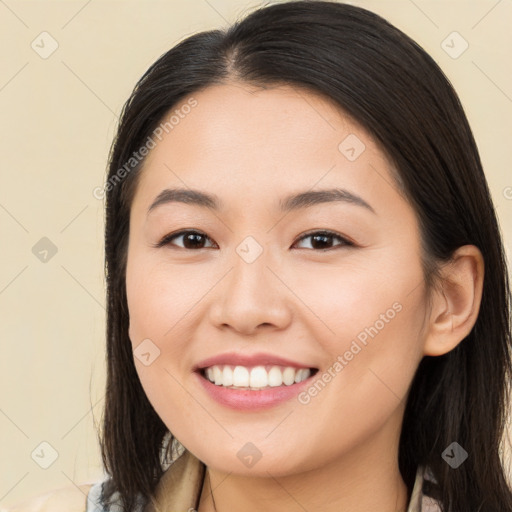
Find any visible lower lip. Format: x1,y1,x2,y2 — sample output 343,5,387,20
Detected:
194,369,318,411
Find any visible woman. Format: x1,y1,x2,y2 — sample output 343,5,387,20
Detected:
7,1,512,511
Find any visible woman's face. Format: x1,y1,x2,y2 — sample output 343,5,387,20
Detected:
125,82,430,476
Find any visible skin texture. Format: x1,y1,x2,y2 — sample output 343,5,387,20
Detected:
125,82,484,512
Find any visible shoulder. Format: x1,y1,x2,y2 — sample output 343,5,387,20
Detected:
1,483,94,512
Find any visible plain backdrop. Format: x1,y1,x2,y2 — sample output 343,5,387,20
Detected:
1,0,511,507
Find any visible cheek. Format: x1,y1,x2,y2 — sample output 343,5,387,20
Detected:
295,277,425,463
125,251,200,422
125,250,210,406
296,248,422,340
126,252,201,344
303,248,426,398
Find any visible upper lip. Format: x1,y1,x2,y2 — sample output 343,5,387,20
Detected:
193,352,317,371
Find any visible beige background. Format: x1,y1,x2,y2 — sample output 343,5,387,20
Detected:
1,0,511,507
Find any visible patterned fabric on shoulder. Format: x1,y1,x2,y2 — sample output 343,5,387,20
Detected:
85,481,147,512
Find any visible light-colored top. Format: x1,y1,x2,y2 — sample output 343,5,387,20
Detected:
3,449,443,511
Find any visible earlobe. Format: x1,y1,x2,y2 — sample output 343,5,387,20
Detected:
423,245,485,357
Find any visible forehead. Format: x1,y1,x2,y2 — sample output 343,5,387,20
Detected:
132,81,401,213
155,81,360,158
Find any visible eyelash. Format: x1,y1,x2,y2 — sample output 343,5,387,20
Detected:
154,229,354,251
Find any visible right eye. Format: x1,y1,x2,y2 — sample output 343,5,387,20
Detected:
154,230,218,250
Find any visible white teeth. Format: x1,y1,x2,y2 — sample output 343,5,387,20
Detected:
233,366,249,386
249,366,268,387
222,365,233,386
294,369,308,383
202,365,312,389
283,367,296,385
268,366,282,387
213,366,222,385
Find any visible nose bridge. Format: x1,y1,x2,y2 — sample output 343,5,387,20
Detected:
228,234,275,303
209,234,292,332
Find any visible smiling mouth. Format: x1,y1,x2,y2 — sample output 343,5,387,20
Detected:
197,365,319,390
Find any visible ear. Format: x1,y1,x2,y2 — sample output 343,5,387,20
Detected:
423,245,484,357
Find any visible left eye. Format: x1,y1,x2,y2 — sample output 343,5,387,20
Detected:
293,230,353,250
155,229,353,251
155,230,217,250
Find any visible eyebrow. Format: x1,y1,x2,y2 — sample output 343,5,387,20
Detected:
147,187,376,215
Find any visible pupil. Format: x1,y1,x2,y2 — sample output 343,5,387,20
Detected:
313,234,330,249
185,233,204,248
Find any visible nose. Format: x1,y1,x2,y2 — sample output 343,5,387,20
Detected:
208,246,293,336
